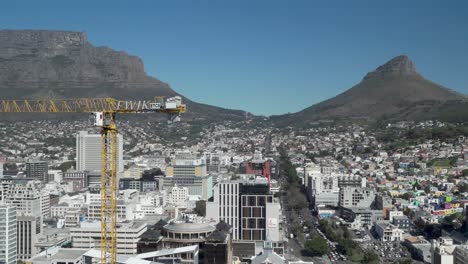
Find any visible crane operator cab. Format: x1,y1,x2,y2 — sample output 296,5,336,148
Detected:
92,112,104,126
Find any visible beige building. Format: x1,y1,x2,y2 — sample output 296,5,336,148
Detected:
165,151,207,177
165,165,207,177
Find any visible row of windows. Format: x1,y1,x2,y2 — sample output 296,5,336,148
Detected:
241,195,273,206
242,207,264,217
242,218,265,228
242,229,265,240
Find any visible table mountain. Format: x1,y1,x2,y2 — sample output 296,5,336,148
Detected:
0,30,246,121
274,55,467,124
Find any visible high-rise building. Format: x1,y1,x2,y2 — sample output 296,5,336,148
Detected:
4,182,42,216
17,215,42,260
206,175,281,243
1,180,50,218
207,181,240,239
25,160,48,183
76,131,123,173
0,205,17,264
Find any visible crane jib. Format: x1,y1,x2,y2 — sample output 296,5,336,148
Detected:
0,96,184,114
116,100,163,111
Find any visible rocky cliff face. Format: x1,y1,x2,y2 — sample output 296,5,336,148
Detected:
363,55,418,79
0,30,246,121
0,30,172,99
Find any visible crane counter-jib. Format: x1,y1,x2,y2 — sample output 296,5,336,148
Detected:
0,97,186,113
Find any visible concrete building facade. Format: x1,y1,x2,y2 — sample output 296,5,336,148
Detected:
17,215,42,260
206,175,281,243
25,161,48,183
76,131,123,173
0,205,17,264
339,186,375,208
70,220,147,255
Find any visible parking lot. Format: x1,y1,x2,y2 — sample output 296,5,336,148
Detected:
361,241,410,263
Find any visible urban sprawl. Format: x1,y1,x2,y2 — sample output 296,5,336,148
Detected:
0,119,468,264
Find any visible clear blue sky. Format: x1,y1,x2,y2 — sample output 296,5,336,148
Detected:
1,0,467,115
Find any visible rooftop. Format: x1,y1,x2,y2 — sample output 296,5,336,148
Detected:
137,245,198,259
163,222,215,233
29,248,88,262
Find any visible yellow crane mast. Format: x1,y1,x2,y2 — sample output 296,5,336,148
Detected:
0,96,186,264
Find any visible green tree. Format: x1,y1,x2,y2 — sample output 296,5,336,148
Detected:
442,212,464,230
424,184,431,194
399,258,413,264
336,237,357,256
57,161,76,172
318,219,339,242
3,162,17,171
194,200,206,216
287,187,308,210
363,250,379,264
400,192,413,201
303,237,329,257
458,182,468,193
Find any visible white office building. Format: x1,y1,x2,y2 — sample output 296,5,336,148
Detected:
0,205,17,264
4,182,42,216
167,185,189,205
70,220,147,255
87,202,135,222
207,181,240,239
76,131,123,173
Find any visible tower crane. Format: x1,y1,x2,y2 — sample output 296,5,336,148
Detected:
0,96,186,264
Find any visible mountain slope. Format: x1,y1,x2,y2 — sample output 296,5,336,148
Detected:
275,55,467,123
0,30,246,121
